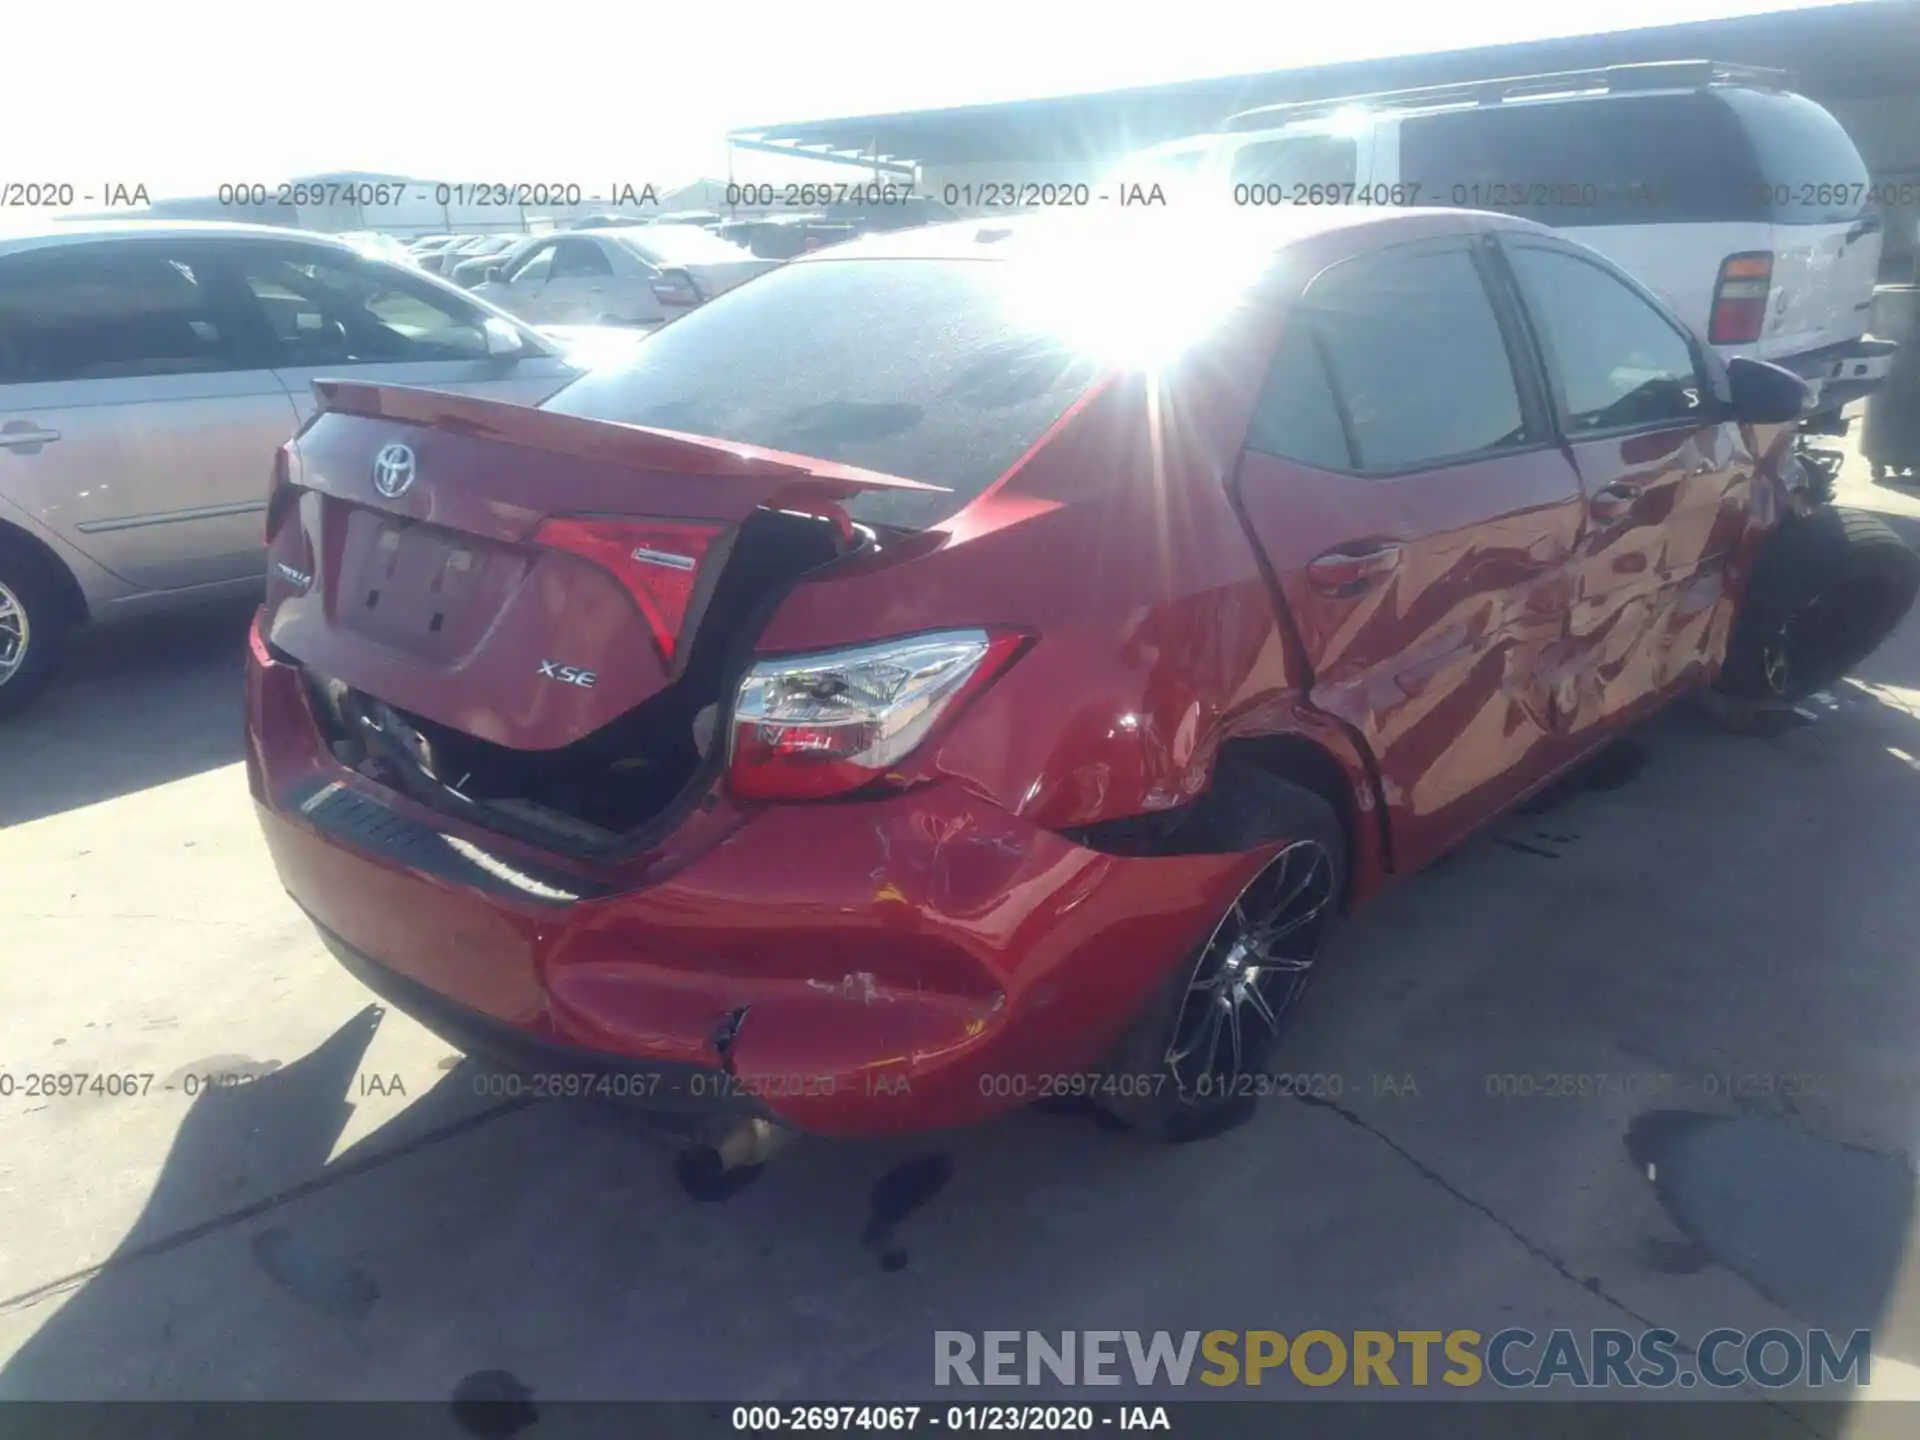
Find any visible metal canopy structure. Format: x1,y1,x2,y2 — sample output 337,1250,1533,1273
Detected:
726,136,916,176
726,1,1919,176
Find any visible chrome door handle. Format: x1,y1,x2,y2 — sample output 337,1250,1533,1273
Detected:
1306,542,1403,597
0,426,61,449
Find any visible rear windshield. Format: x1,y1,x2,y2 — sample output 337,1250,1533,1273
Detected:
1397,92,1765,226
540,258,1104,529
1717,89,1872,225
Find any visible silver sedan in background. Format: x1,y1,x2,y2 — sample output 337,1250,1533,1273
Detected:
0,221,583,716
471,225,777,327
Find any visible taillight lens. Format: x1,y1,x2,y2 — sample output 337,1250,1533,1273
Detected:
729,629,1026,801
533,517,727,664
1709,252,1773,345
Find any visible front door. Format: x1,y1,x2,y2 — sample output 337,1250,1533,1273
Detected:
1494,236,1756,735
1233,235,1588,874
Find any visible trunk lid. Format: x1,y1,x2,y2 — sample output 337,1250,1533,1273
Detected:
267,380,942,751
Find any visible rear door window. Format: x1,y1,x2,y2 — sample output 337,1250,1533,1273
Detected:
0,246,244,382
1244,324,1352,471
541,258,1106,529
1293,243,1534,473
1717,89,1872,225
1397,93,1764,225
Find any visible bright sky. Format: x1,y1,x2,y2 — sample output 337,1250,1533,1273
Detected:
4,0,1845,200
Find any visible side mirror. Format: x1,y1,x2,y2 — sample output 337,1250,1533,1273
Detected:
1726,356,1814,425
482,316,525,359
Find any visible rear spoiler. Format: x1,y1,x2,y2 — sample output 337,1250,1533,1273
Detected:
309,380,949,506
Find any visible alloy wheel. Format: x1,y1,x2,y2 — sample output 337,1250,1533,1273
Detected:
1165,839,1337,1103
0,580,28,685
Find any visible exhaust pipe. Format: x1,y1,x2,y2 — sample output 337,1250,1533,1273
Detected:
708,1116,797,1171
673,1116,797,1200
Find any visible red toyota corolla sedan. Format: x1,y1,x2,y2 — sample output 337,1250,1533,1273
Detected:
247,206,1915,1147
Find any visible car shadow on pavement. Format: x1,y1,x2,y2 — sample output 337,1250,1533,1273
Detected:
0,598,256,829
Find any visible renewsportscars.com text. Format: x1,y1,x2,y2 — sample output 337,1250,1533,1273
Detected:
934,1328,1872,1390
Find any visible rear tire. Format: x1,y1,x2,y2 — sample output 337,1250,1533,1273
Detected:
0,538,72,719
1718,507,1920,703
1092,765,1347,1142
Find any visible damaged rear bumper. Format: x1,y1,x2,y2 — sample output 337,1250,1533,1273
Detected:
1777,335,1899,420
247,625,1261,1137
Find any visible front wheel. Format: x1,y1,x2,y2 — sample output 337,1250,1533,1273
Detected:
1093,768,1347,1141
1719,507,1920,703
0,540,73,719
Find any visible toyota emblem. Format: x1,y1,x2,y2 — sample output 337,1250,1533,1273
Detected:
371,442,417,499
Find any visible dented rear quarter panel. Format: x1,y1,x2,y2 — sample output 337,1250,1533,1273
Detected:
753,301,1393,900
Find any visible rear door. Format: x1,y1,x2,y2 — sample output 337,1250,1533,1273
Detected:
0,239,302,591
1231,234,1587,873
212,239,578,424
1494,236,1756,733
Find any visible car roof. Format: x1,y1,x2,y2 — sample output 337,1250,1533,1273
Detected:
788,205,1553,264
0,219,361,258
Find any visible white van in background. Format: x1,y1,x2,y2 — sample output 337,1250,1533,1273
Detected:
1121,61,1895,435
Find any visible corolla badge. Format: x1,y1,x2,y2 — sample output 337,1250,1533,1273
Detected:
371,442,417,498
275,562,313,590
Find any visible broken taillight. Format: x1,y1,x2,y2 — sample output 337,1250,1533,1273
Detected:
728,629,1027,801
532,517,727,664
1709,252,1773,345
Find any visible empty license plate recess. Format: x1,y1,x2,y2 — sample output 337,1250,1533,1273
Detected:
337,508,530,661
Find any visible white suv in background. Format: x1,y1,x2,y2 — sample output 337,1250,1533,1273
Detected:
1123,60,1895,434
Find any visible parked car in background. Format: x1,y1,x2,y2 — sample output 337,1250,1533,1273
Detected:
473,233,695,326
337,232,416,266
1121,60,1894,437
718,214,858,259
0,221,581,715
472,227,776,326
603,224,773,296
449,235,540,290
246,206,1915,1154
573,211,725,233
815,195,959,233
418,235,520,277
648,210,725,230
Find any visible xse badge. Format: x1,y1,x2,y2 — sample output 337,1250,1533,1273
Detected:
539,660,597,688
